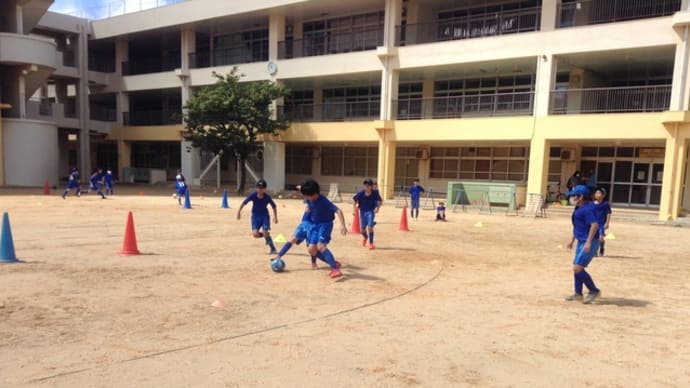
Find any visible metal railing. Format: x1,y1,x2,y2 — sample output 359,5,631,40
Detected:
278,27,384,59
558,0,680,27
123,109,182,126
90,106,117,121
122,55,180,75
189,45,268,69
396,7,540,46
549,85,671,114
393,91,535,119
281,101,380,122
88,55,116,72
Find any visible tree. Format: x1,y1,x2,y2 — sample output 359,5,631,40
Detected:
183,68,289,193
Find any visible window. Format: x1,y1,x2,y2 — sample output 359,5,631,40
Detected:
429,146,529,181
286,145,313,175
321,146,378,176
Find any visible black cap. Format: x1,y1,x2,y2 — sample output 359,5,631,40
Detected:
363,178,374,185
256,179,267,188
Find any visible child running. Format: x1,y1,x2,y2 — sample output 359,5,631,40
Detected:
237,179,279,255
409,178,425,219
62,167,81,199
104,170,115,196
174,174,187,205
565,185,601,304
272,200,319,269
593,187,612,256
87,168,106,199
353,178,382,250
300,179,347,278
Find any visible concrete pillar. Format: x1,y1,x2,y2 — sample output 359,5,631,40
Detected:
313,87,323,121
658,125,688,220
180,25,195,71
116,38,128,75
18,74,26,118
16,5,23,34
77,20,91,174
683,0,690,11
181,140,201,185
117,140,131,182
541,0,558,31
380,66,399,120
682,141,690,212
269,12,286,61
422,78,434,119
534,54,555,116
383,0,402,48
263,141,285,193
376,125,396,199
117,92,129,125
526,137,551,196
670,27,690,111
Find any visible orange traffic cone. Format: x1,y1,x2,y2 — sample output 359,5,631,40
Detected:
399,206,409,232
351,210,361,234
119,211,140,255
43,179,50,195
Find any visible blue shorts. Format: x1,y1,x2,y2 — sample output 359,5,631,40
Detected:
573,239,600,267
410,198,420,209
359,210,376,229
307,222,333,245
176,187,187,196
251,214,270,232
67,181,79,189
293,222,310,244
90,182,100,190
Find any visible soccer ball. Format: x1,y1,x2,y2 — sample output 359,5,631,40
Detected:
271,258,286,273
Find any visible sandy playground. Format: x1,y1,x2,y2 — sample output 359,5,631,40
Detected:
1,185,689,387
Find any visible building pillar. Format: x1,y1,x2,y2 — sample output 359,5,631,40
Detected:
380,66,399,120
376,125,396,199
269,12,286,61
263,141,285,193
683,0,690,11
526,137,551,196
180,25,195,71
670,26,690,111
181,140,201,185
421,78,434,119
313,87,323,121
541,0,558,31
117,140,131,182
534,54,555,116
77,20,91,174
116,38,128,75
16,5,23,34
659,125,688,220
18,74,26,118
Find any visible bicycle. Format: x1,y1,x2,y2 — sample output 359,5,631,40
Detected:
546,182,566,203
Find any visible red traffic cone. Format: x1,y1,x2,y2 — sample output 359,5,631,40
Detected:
399,206,409,231
43,179,50,195
119,211,140,255
351,210,361,234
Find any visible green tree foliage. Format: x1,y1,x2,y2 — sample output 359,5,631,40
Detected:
184,68,289,193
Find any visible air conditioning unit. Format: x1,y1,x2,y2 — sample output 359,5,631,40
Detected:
560,148,575,161
415,148,429,160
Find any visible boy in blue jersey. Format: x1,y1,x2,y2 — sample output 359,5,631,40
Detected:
62,167,81,199
300,179,347,279
409,178,425,219
435,202,446,221
87,169,106,199
353,178,382,250
272,202,319,269
565,185,601,304
237,179,279,255
104,170,115,196
174,174,187,205
593,187,612,257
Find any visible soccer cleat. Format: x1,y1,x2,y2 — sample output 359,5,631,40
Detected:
583,290,601,304
335,260,342,269
361,237,367,247
368,243,375,250
329,269,342,278
565,293,583,301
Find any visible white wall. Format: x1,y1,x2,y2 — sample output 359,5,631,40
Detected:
2,118,59,186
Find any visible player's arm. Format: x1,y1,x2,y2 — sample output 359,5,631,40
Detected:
335,208,348,236
271,203,278,224
237,199,248,220
605,212,611,229
583,221,598,252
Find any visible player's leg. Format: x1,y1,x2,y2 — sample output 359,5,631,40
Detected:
250,215,264,238
262,216,277,254
313,223,341,277
359,209,367,246
570,241,601,303
365,211,375,249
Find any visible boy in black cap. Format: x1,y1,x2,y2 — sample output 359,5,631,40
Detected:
237,179,279,254
353,178,383,250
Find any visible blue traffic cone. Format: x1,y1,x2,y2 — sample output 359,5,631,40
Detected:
1,212,18,263
183,188,192,209
221,189,229,209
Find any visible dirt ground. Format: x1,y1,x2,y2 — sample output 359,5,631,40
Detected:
1,184,689,387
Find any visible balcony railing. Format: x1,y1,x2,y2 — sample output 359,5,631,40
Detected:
123,109,182,126
396,7,540,46
281,101,380,122
88,55,116,72
394,92,535,119
278,28,384,59
90,106,117,121
558,0,680,27
549,85,671,114
189,45,268,68
122,55,181,75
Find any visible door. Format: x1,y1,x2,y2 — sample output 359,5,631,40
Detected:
611,161,662,207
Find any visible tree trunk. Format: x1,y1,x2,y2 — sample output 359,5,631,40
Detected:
238,157,247,195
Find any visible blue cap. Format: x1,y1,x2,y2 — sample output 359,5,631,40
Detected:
566,185,590,197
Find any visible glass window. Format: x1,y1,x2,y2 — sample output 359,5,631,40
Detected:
582,147,598,157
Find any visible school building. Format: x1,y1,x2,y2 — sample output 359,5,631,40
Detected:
1,0,690,220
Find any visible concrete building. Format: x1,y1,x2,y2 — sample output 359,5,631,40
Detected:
1,0,690,221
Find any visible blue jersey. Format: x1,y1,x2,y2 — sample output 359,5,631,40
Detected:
306,195,338,223
67,171,80,188
104,172,114,186
353,190,382,212
594,201,611,225
301,210,311,223
90,172,103,185
409,185,425,200
437,205,446,213
175,180,186,194
571,202,599,242
242,191,276,217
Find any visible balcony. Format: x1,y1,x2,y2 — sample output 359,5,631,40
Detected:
278,28,384,59
396,7,540,46
549,85,671,114
90,106,117,121
393,91,534,120
281,101,380,122
123,109,182,126
89,55,116,73
189,45,268,68
122,55,180,75
558,0,680,27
